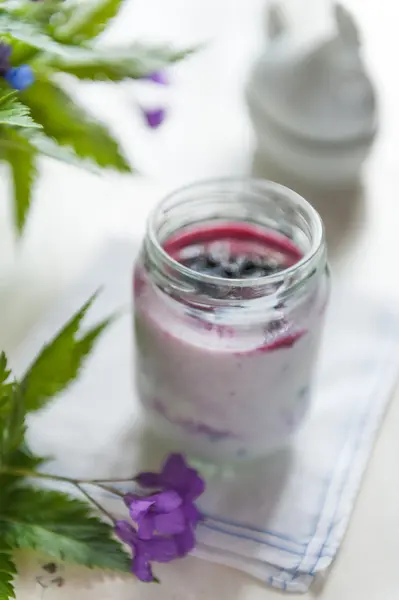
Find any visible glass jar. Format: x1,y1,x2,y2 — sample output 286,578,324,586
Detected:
133,179,330,464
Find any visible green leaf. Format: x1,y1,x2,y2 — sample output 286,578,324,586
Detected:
21,294,112,413
0,0,56,21
0,353,14,419
0,106,41,129
0,353,11,387
2,486,131,572
21,130,100,173
49,44,194,82
21,78,131,171
20,0,67,26
0,538,16,600
54,0,125,44
0,91,17,109
2,129,38,231
0,90,40,129
0,15,93,60
7,444,47,473
0,444,48,491
0,387,26,461
0,353,25,466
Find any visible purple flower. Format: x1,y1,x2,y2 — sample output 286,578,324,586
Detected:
144,71,169,85
115,454,205,582
137,453,205,503
0,43,12,76
136,453,204,556
5,65,35,91
124,489,186,540
141,107,166,129
115,520,179,582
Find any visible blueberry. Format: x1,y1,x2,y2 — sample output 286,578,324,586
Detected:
240,259,261,277
220,263,239,278
185,256,214,274
183,252,284,279
205,255,220,268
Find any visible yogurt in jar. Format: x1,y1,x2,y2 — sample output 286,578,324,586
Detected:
133,180,329,464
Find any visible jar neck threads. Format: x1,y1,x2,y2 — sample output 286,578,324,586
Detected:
142,178,327,310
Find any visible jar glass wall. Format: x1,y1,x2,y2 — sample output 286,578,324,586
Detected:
133,179,330,464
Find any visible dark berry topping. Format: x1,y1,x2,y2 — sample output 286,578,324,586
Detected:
183,253,283,279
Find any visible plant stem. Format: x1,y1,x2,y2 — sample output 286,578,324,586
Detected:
0,467,77,484
0,467,137,488
96,483,126,498
74,483,116,524
83,477,138,484
0,467,127,521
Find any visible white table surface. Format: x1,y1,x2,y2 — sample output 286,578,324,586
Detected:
4,0,399,597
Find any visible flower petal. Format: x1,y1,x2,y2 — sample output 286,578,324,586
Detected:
161,454,205,500
137,455,205,503
174,526,195,557
153,489,182,513
162,453,187,477
137,514,155,540
161,453,188,490
185,469,205,500
182,500,203,525
145,537,179,563
141,107,166,129
132,551,153,582
114,520,138,547
135,471,162,488
125,495,154,521
154,508,186,535
144,71,169,85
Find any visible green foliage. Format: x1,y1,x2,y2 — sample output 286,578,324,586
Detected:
0,386,25,463
21,130,99,172
0,90,40,129
21,77,130,171
2,486,130,571
0,0,191,231
0,296,131,599
48,44,192,81
54,0,126,44
22,293,112,413
0,540,17,600
7,444,47,474
2,128,38,231
0,352,13,402
0,354,23,464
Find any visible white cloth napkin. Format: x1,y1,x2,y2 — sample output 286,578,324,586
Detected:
11,240,399,594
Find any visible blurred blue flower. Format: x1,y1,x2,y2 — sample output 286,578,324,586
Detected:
5,65,35,91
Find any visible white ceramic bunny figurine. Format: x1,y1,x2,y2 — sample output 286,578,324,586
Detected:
246,2,378,187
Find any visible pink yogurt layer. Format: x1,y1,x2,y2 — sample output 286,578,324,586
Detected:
134,222,324,462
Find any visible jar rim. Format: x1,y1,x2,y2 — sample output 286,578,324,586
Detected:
146,177,325,294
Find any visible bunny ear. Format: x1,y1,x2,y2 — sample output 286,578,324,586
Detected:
267,3,286,40
335,3,360,45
